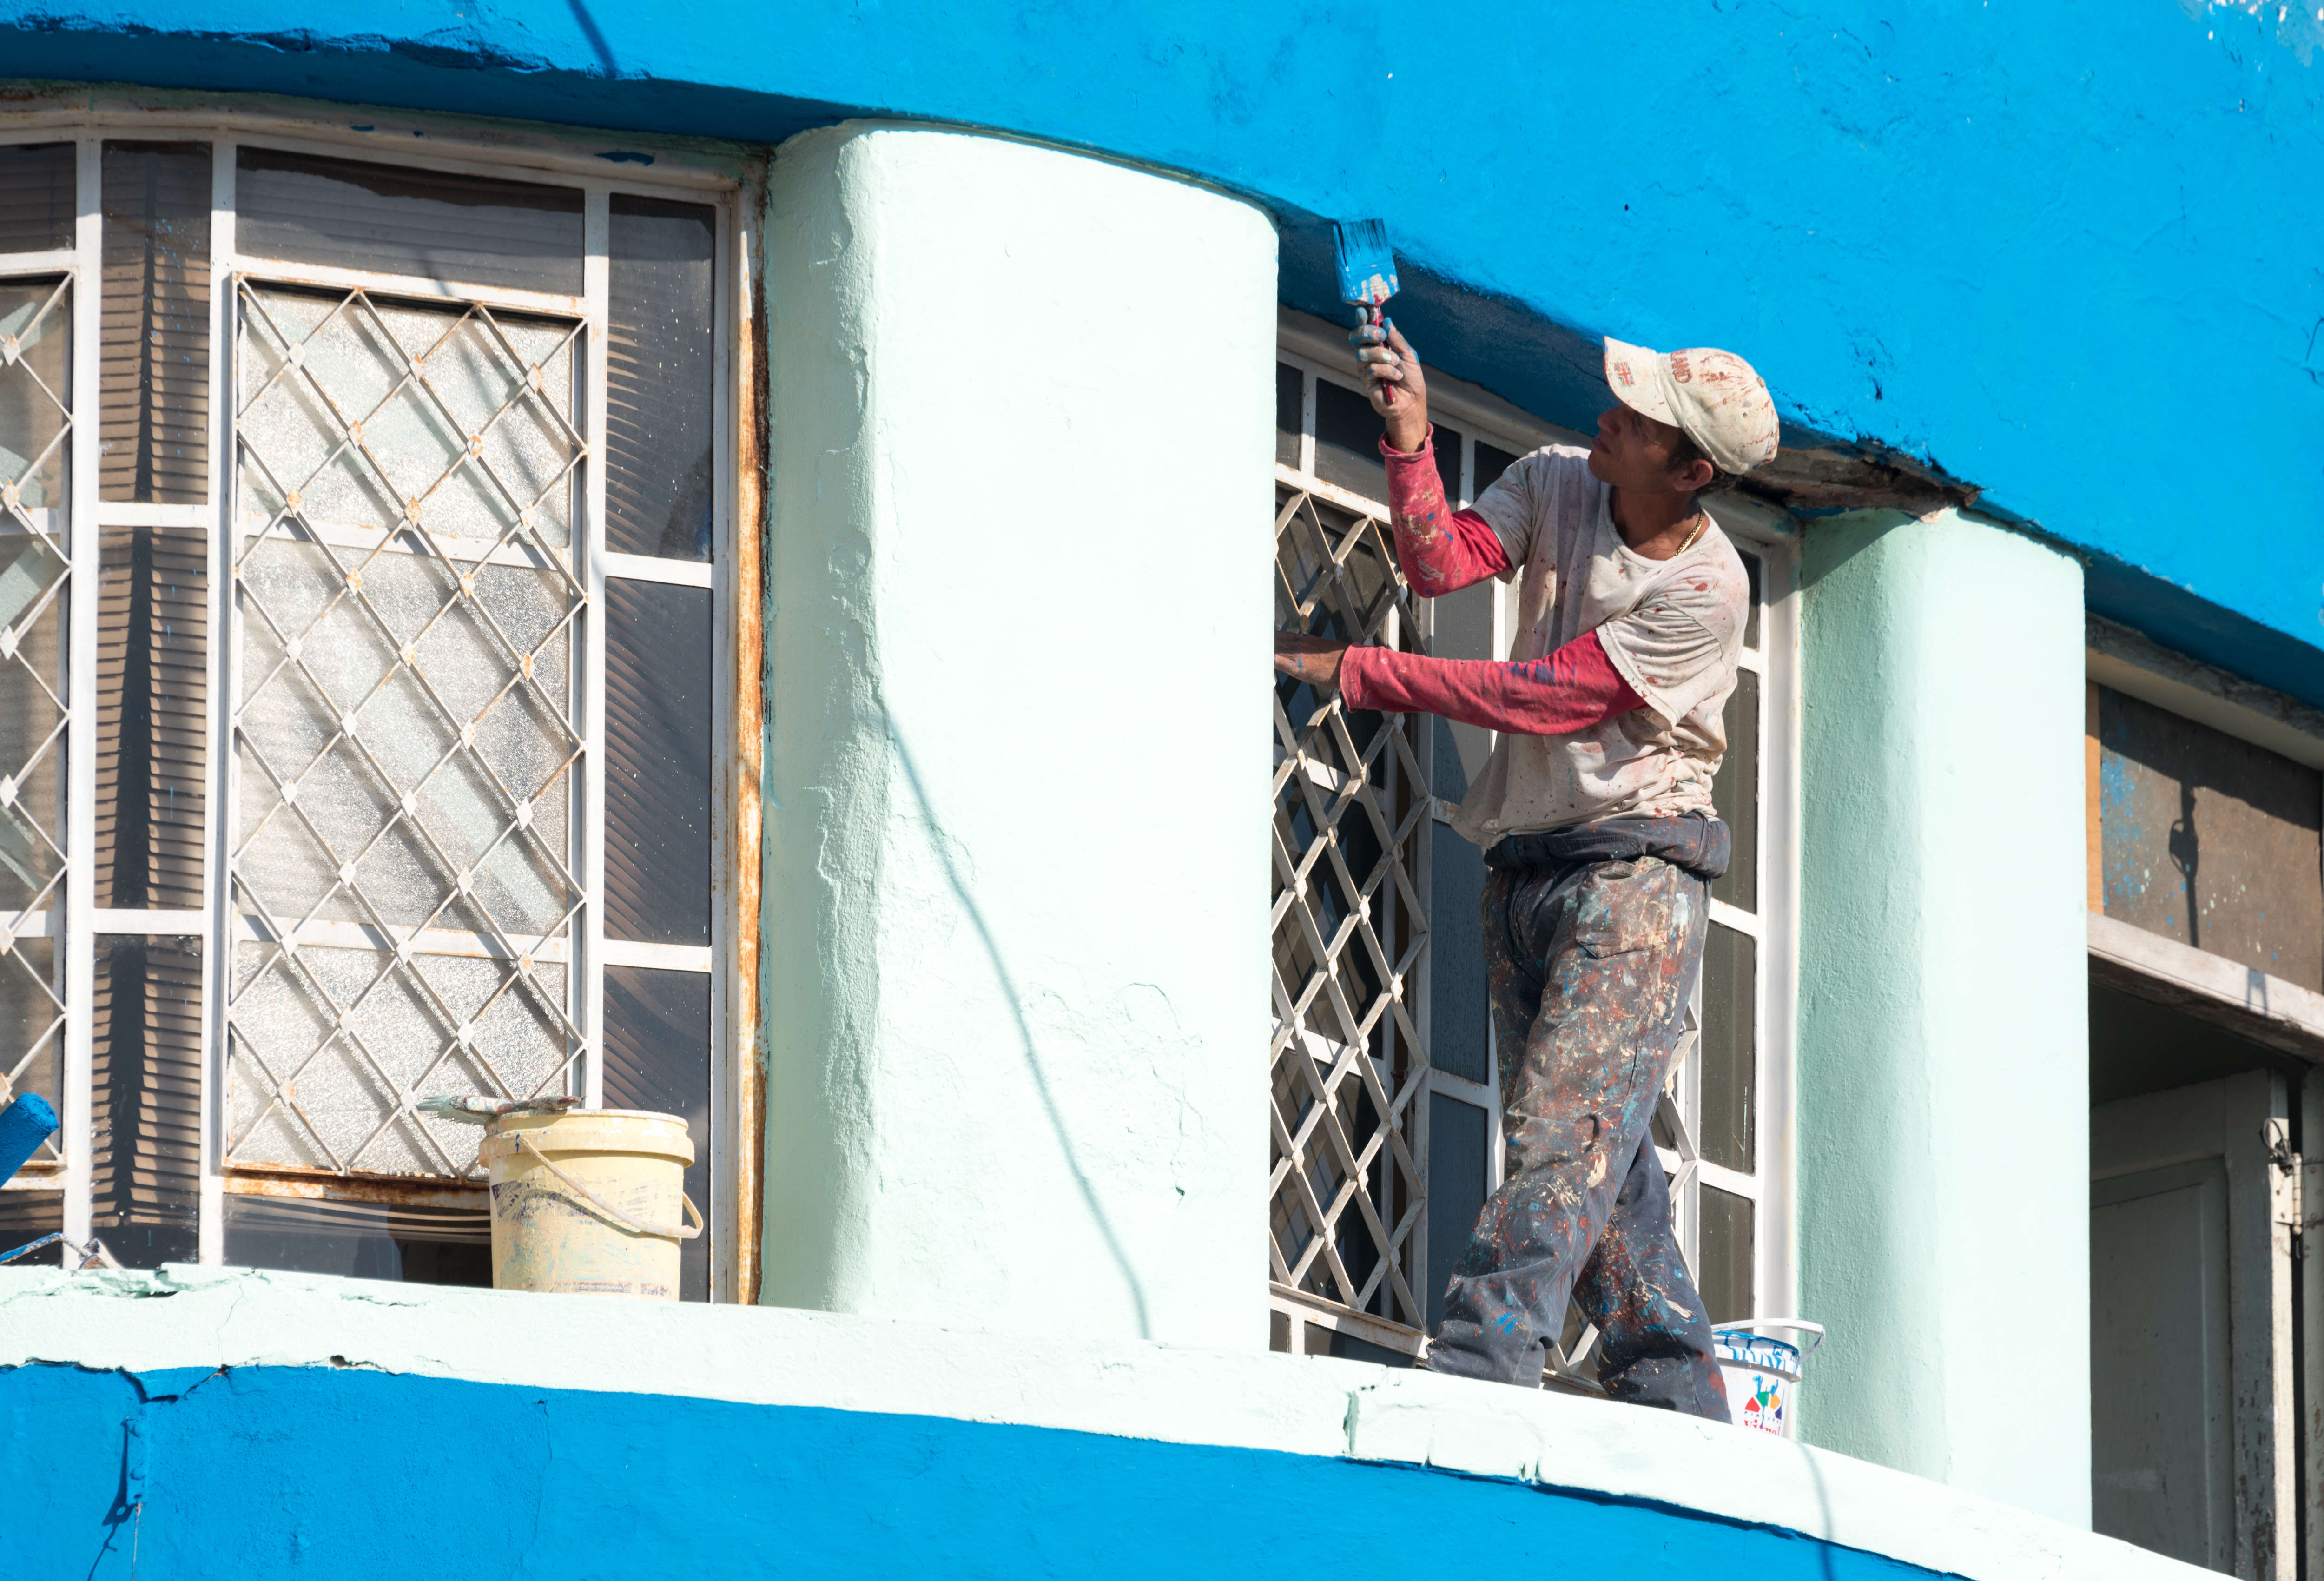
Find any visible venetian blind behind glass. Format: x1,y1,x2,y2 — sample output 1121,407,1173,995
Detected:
605,577,711,946
100,143,211,505
606,196,714,561
90,935,202,1268
97,526,207,908
0,143,75,254
605,964,710,1301
235,148,585,296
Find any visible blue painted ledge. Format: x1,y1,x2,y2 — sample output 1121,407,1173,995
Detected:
0,1267,2200,1580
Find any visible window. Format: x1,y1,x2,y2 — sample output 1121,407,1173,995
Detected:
1268,310,1798,1371
0,121,753,1299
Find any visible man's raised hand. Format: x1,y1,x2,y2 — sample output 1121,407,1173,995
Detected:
1353,319,1430,452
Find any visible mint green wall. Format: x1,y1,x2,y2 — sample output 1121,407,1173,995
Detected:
1797,509,2091,1526
758,124,1277,1349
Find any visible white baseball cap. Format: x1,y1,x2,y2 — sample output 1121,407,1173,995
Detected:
1602,337,1780,475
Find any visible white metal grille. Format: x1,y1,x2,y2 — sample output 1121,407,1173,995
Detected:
1270,481,1431,1337
0,273,72,1169
224,278,588,1178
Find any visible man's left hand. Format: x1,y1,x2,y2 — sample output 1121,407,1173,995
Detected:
1275,632,1351,688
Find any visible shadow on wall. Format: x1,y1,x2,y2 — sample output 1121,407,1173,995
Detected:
887,724,1155,1339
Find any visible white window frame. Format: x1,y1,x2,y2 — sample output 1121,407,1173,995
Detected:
0,98,763,1300
1274,306,1801,1350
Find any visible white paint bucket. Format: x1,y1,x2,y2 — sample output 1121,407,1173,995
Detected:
479,1109,700,1300
1711,1319,1824,1438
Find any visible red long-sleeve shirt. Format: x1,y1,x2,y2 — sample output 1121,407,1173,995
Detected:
1336,430,1644,736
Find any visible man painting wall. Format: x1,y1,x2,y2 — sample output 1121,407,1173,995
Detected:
1274,323,1779,1417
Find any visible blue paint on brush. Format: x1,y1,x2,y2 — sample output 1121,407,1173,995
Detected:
1331,217,1397,310
0,1091,59,1186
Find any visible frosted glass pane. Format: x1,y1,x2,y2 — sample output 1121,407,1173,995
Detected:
98,526,208,909
236,148,583,296
607,196,714,562
606,578,710,946
604,965,709,1301
229,939,568,1175
100,142,211,506
0,143,75,254
0,935,62,1168
0,276,72,525
235,539,574,936
0,594,65,915
237,283,577,550
91,935,202,1268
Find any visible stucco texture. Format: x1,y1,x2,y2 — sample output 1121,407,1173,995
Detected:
0,1,2317,693
1797,508,2092,1524
0,1266,2217,1581
759,125,1276,1349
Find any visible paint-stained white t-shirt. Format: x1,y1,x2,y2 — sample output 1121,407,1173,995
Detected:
1450,444,1749,845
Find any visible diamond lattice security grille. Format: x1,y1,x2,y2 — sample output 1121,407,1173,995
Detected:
1270,483,1431,1332
0,275,75,1169
225,279,588,1178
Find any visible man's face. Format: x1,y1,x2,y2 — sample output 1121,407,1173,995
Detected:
1587,400,1688,493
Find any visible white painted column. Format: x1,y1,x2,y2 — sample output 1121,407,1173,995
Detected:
760,123,1276,1350
1797,507,2091,1525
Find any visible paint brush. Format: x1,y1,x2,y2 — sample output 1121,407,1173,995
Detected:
1333,218,1402,407
1332,217,1398,328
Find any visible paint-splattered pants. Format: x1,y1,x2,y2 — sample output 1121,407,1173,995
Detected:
1428,835,1730,1421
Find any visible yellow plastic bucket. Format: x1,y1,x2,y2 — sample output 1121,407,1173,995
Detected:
478,1109,700,1300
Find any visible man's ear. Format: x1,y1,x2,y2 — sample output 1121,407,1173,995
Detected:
1676,457,1715,495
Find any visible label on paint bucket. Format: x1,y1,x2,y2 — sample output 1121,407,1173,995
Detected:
1713,1332,1800,1438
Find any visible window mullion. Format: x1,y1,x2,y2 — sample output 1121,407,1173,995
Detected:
579,186,608,1113
59,135,101,1250
196,137,235,1265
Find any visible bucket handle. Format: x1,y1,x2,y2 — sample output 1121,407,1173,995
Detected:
513,1132,703,1241
1710,1318,1824,1357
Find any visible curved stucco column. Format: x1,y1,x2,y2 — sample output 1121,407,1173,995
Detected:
760,123,1276,1350
1797,507,2090,1524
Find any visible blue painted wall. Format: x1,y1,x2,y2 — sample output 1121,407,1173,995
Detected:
0,1362,1943,1578
6,0,2319,693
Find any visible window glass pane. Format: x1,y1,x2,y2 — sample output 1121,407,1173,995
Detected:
1473,440,1519,499
1698,1183,1754,1323
1274,362,1301,470
1740,548,1763,649
235,148,584,296
1700,920,1756,1172
1425,1092,1488,1331
2097,684,2324,990
607,196,715,562
604,964,710,1302
1311,377,1385,499
0,143,76,254
236,282,579,550
1430,423,1463,505
0,936,60,1171
0,1191,62,1264
1710,665,1758,912
0,594,66,919
228,941,570,1176
101,142,211,505
91,935,200,1268
98,526,207,908
1428,819,1489,1085
223,1193,491,1285
606,577,711,947
0,276,73,526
